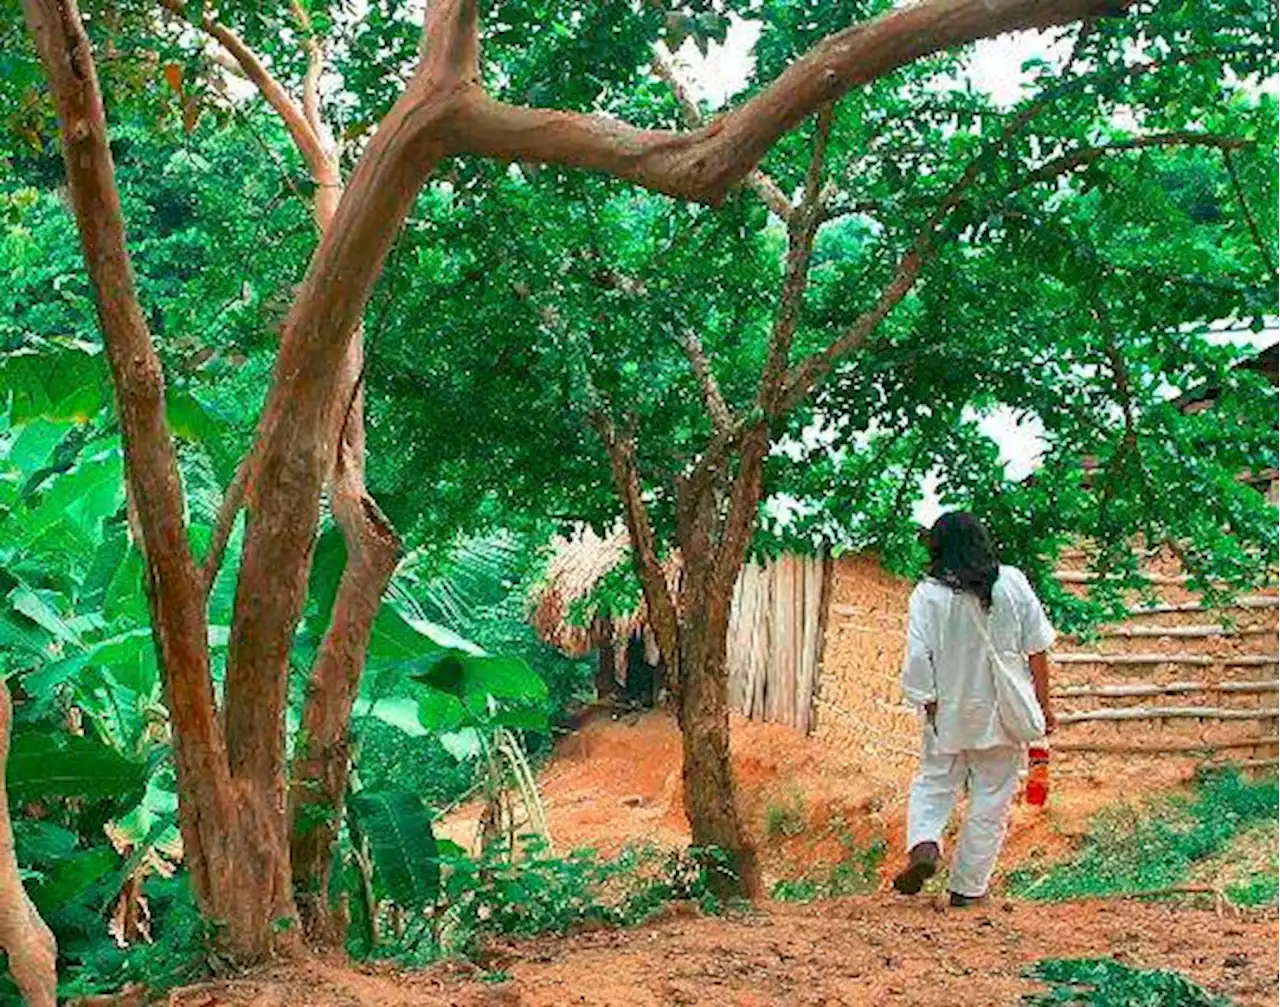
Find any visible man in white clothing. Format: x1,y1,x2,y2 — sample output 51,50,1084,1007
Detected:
892,512,1056,907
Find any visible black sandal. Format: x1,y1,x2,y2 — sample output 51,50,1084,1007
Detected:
892,841,939,895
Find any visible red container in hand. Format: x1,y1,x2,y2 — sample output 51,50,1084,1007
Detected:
1025,745,1050,806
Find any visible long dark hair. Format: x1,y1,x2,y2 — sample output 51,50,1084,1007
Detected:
926,511,999,609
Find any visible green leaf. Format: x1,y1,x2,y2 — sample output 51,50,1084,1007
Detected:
369,601,484,668
352,695,428,737
348,789,440,909
7,731,147,806
416,688,466,731
487,704,550,732
29,847,118,916
23,627,155,700
0,609,51,658
0,343,106,423
7,420,72,479
105,546,148,624
412,652,548,704
8,583,79,646
439,727,482,762
12,820,78,866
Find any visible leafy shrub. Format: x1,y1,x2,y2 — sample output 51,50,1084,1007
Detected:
764,790,806,839
49,876,210,1004
1023,958,1230,1007
363,839,729,963
1007,767,1278,904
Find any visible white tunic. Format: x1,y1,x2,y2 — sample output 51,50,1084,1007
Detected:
901,565,1056,754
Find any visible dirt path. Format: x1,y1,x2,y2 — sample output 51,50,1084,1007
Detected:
168,898,1277,1007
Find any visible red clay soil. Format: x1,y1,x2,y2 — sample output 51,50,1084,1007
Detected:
155,710,1279,1006
165,899,1278,1006
438,708,1141,889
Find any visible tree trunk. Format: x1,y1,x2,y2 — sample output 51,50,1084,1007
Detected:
674,554,762,899
289,388,400,937
284,127,403,938
0,683,57,1007
22,0,302,960
593,613,617,701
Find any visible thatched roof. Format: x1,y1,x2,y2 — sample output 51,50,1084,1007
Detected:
530,527,637,657
531,526,684,658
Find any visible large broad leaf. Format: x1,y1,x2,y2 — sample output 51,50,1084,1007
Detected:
413,653,548,703
81,531,129,610
439,727,482,763
352,695,429,737
104,546,148,624
7,731,147,806
22,628,155,701
6,419,72,479
0,343,107,424
416,688,466,731
0,608,51,658
19,450,124,556
348,790,440,909
166,387,237,478
368,602,484,669
8,583,80,647
304,526,347,647
29,847,118,916
12,820,78,866
414,653,549,732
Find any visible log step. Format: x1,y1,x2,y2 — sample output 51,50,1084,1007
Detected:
1055,652,1279,667
1055,570,1193,585
1058,705,1279,725
1054,679,1279,699
1095,623,1277,639
1125,595,1279,615
1056,739,1278,755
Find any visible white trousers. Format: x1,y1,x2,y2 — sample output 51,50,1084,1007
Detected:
905,729,1023,898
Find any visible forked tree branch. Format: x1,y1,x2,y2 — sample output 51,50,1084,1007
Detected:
289,0,326,144
21,0,226,777
591,415,681,666
447,0,1132,204
679,329,733,435
202,460,248,592
777,108,1238,411
421,0,479,82
651,46,792,220
1015,131,1248,189
159,0,330,182
1222,146,1277,276
760,104,834,416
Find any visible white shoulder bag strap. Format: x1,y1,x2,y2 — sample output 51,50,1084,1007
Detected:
963,593,1045,744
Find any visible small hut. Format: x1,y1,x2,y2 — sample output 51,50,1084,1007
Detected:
531,529,838,732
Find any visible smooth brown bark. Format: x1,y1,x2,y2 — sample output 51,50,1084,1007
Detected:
289,366,401,932
0,683,57,1006
169,0,401,936
448,0,1129,203
22,0,301,960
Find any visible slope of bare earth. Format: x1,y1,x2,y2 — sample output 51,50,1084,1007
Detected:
437,708,1177,888
165,899,1277,1007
